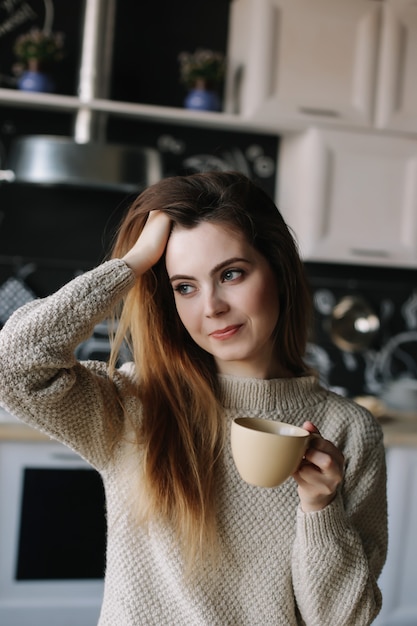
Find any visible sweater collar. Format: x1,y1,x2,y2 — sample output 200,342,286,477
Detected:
217,374,325,413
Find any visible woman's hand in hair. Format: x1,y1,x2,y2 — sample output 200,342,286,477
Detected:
122,210,172,277
292,421,345,513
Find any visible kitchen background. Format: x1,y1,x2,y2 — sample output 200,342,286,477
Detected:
1,1,417,625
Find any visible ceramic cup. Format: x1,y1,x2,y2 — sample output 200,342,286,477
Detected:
231,417,311,488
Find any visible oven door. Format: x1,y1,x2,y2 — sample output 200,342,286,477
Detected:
0,439,105,626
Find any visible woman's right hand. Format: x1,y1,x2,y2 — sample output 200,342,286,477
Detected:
122,210,172,277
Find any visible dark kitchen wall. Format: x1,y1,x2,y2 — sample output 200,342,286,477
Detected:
305,262,417,400
110,0,232,108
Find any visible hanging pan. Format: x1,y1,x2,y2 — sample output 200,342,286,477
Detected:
330,295,380,353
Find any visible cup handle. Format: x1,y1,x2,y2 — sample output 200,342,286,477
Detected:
301,432,321,464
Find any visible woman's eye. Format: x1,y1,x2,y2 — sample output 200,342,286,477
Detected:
174,283,195,296
222,269,243,282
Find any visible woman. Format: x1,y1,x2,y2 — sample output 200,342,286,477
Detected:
0,171,387,625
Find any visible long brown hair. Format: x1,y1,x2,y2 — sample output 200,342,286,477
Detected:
109,171,312,561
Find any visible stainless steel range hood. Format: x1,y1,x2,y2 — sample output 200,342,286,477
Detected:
0,0,162,191
3,135,162,192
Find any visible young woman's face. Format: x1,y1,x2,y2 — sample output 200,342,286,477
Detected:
165,221,283,379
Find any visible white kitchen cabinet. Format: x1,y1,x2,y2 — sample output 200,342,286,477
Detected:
225,0,381,128
373,447,417,626
278,127,417,267
375,0,417,133
226,0,417,135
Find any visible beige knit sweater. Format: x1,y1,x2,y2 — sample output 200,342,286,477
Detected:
0,260,387,626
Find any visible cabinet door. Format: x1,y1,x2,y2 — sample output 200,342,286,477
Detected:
373,447,417,626
375,0,417,132
226,0,380,127
278,128,417,267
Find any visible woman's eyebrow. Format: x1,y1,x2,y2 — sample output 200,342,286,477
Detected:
169,257,250,283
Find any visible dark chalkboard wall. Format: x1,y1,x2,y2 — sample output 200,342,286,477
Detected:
0,0,84,94
110,0,231,107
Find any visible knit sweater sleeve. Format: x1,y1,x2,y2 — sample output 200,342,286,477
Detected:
291,402,387,626
0,259,136,469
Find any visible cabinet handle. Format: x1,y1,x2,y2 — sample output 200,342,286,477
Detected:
298,107,340,118
350,248,390,258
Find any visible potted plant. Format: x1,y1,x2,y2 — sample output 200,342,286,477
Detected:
178,48,225,112
13,28,65,93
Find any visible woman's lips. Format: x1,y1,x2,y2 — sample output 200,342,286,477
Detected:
209,325,242,340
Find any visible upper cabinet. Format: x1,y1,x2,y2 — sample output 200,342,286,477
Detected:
225,0,417,135
278,126,417,267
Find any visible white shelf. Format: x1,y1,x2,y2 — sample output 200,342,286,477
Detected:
0,88,80,112
0,88,284,135
3,88,411,139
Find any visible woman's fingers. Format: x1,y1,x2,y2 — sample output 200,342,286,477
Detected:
293,421,345,512
122,210,172,276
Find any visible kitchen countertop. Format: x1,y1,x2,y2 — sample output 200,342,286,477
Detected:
354,395,417,448
1,404,417,448
378,414,417,447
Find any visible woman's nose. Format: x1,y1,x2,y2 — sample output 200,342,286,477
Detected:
204,287,229,317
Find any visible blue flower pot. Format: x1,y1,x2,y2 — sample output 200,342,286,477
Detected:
18,70,54,93
184,88,220,112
